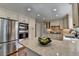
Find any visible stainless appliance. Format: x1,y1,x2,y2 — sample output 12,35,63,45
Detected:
0,17,19,56
17,23,28,49
74,27,79,38
18,23,28,39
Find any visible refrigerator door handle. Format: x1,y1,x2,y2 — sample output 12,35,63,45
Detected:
0,44,2,49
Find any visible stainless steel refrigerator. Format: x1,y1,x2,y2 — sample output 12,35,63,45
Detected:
0,17,19,56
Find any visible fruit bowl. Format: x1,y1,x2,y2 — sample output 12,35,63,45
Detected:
38,37,52,45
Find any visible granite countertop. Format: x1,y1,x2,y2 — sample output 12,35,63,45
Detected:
20,39,79,56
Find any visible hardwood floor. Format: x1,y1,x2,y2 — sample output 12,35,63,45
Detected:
7,47,27,56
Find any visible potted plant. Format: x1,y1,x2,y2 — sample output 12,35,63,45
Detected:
38,37,52,45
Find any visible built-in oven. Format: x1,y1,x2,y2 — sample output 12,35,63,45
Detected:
18,23,29,39
19,32,28,39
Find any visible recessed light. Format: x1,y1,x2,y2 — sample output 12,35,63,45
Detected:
27,8,31,11
56,14,58,16
72,41,75,43
56,52,59,56
53,9,57,11
64,6,67,7
37,14,40,16
51,16,53,18
43,17,45,20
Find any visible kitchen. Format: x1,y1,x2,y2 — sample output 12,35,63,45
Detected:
0,3,79,56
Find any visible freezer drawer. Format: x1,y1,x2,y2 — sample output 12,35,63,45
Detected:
0,41,17,56
0,44,4,56
6,41,16,55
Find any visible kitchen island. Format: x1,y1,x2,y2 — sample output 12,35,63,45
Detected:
20,38,79,56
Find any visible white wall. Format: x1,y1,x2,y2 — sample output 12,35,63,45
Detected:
36,22,41,37
63,15,68,29
68,5,73,29
0,7,18,20
0,7,29,23
72,3,78,27
29,17,36,39
18,14,29,23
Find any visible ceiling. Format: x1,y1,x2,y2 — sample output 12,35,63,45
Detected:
0,3,71,21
